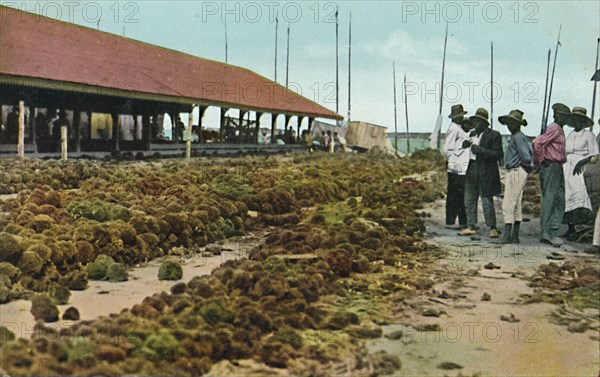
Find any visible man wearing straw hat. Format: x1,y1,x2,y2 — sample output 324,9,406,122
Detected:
533,103,569,246
444,104,470,229
459,108,503,238
494,110,533,244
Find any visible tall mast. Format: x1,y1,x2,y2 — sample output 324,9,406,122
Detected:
224,22,228,63
404,73,410,154
274,16,279,82
436,22,449,150
490,41,494,129
335,6,339,118
347,12,352,122
286,22,290,88
541,49,551,133
393,61,398,151
591,38,600,121
544,25,562,134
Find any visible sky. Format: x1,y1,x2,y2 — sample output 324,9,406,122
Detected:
4,0,600,136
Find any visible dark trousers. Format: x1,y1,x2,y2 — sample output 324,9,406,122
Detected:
540,162,565,237
446,172,467,226
464,160,479,227
481,196,497,229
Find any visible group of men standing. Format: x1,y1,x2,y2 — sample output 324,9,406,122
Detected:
444,103,600,251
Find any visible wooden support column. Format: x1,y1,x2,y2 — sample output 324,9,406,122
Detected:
198,106,207,144
297,116,305,143
171,111,178,145
29,105,36,148
111,111,120,152
186,105,195,161
284,115,291,143
132,108,141,141
73,105,81,153
255,112,263,144
61,124,68,161
220,108,228,143
142,111,150,150
271,114,278,144
308,117,315,133
17,101,25,159
87,111,92,143
238,110,246,144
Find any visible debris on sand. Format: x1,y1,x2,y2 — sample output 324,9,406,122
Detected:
481,292,491,301
484,262,501,270
437,361,463,370
500,313,520,323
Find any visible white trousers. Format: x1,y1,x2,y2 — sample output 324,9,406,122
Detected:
502,167,528,224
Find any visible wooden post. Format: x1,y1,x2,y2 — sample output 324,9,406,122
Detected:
198,106,207,144
271,114,277,144
73,107,81,153
186,105,195,161
29,105,36,148
172,111,178,145
238,110,246,144
284,115,291,144
297,116,304,143
17,101,25,159
61,124,68,161
142,112,150,150
112,112,120,152
308,117,314,134
255,112,263,144
220,108,228,142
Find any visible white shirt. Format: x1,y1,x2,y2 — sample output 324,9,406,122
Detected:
444,122,470,175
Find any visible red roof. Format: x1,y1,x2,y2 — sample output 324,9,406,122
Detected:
0,6,341,120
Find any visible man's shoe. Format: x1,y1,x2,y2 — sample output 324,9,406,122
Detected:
492,224,513,244
445,225,462,230
489,229,501,239
541,236,563,247
458,228,477,236
565,233,578,242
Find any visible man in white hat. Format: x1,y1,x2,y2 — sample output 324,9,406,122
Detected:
494,110,533,244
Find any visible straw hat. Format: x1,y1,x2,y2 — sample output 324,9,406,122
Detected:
469,108,489,126
498,110,527,126
448,104,468,119
552,103,571,116
570,107,594,127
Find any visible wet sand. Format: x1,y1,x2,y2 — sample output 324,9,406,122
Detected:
367,198,600,376
1,237,253,339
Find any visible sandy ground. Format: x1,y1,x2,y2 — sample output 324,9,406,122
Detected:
368,198,600,377
0,237,255,339
2,187,599,376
